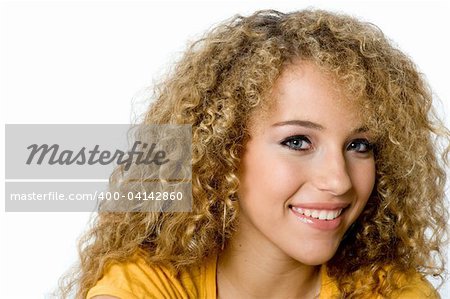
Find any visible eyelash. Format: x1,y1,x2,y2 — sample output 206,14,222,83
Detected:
280,135,375,153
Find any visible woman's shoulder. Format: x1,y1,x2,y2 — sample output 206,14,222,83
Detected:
320,264,439,298
389,269,439,299
86,252,218,299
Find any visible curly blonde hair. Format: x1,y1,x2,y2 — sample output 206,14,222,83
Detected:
59,9,449,298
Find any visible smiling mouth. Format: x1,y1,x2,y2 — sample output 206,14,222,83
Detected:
288,205,346,221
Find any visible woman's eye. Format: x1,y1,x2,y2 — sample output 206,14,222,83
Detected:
281,135,311,151
347,139,374,153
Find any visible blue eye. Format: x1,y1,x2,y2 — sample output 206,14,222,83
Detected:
281,135,311,151
347,139,374,153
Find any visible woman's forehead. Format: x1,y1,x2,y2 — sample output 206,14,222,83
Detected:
264,62,365,120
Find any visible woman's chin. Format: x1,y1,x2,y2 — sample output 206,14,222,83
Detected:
295,253,335,266
287,243,340,266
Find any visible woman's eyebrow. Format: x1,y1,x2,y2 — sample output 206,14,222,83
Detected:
353,126,369,134
272,120,324,130
271,119,369,134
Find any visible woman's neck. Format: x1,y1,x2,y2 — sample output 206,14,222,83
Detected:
216,228,322,299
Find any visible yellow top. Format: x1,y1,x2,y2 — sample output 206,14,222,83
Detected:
86,254,439,299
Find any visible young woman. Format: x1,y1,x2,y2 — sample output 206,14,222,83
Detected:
59,9,449,298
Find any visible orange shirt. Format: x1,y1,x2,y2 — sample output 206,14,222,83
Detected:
86,254,439,299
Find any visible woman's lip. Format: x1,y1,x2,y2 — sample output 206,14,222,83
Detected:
289,202,351,210
289,206,346,230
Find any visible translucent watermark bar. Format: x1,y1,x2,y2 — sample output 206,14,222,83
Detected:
5,181,192,212
4,124,192,212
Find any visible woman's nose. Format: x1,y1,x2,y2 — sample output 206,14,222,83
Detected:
312,150,353,196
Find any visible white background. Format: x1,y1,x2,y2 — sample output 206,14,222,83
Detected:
1,0,449,298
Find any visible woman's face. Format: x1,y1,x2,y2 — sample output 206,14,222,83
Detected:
237,60,376,265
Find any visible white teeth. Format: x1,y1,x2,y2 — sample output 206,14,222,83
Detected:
326,211,336,220
292,207,343,221
318,210,327,220
296,216,313,224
